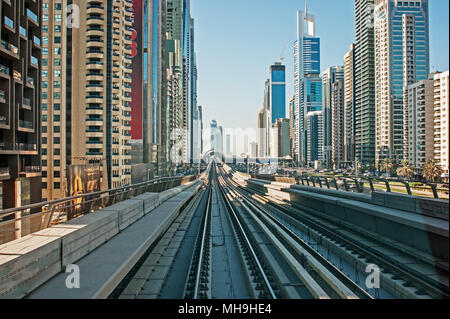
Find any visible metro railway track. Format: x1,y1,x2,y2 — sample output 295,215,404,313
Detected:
220,164,449,299
217,167,372,299
112,161,447,299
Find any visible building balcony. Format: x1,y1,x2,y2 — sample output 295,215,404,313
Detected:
86,39,104,47
0,167,10,181
86,95,103,103
22,97,32,110
87,5,104,15
86,119,103,126
0,89,6,103
30,56,39,67
86,73,103,81
86,50,104,59
0,39,19,59
26,9,39,25
19,166,41,178
87,28,105,36
0,64,10,77
18,119,33,131
86,85,104,93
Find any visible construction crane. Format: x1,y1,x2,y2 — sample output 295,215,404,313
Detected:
280,40,288,62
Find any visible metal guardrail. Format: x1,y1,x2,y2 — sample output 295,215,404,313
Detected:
242,167,448,200
0,175,198,245
295,174,448,199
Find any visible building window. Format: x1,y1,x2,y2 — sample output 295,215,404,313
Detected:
54,160,60,167
54,115,60,122
54,137,60,144
54,182,61,189
42,126,47,133
54,171,60,178
54,126,60,133
54,149,60,155
54,103,60,110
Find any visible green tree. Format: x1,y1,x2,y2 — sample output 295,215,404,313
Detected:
381,159,393,178
423,159,443,182
397,160,414,180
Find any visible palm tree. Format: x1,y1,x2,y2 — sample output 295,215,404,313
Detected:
397,160,415,180
380,159,393,178
423,159,443,182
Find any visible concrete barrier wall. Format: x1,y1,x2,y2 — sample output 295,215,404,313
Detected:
372,192,449,221
285,188,449,260
245,177,449,260
0,182,199,299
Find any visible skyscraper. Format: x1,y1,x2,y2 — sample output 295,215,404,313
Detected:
434,71,449,181
322,66,345,167
374,0,430,164
344,44,356,165
270,63,286,124
289,95,295,159
294,4,322,166
0,0,42,209
354,0,376,165
405,77,434,176
257,106,266,158
41,0,134,201
332,80,346,167
273,118,291,158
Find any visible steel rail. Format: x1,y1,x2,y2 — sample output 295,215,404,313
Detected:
223,167,449,299
193,181,212,299
216,171,278,299
226,177,373,299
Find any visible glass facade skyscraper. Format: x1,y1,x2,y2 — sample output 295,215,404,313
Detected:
294,6,323,166
270,63,286,124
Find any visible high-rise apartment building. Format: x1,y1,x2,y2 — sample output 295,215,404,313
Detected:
294,6,322,166
40,0,133,201
332,80,345,167
257,106,266,158
289,95,295,159
344,44,356,165
262,79,271,157
273,118,290,158
322,66,344,167
374,0,429,165
434,71,449,181
0,0,42,209
405,78,434,175
354,0,376,165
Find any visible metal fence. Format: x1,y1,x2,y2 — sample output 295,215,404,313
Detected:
247,170,448,200
0,175,197,245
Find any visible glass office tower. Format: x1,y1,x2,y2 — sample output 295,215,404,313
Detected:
270,63,286,124
294,5,323,166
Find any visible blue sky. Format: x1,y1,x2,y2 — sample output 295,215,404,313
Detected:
191,0,449,138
